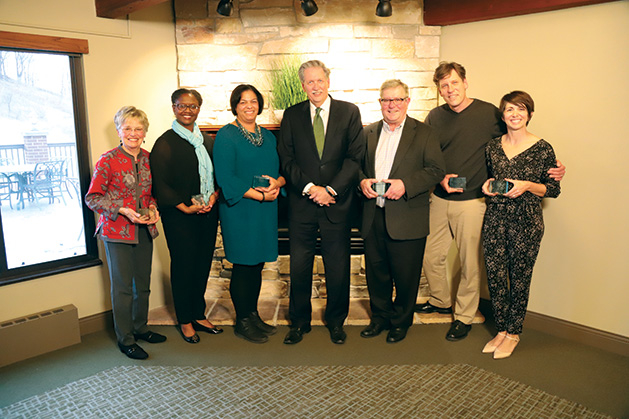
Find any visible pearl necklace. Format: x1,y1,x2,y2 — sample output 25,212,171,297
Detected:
236,119,263,147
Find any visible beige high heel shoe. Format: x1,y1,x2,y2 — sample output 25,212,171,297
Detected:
482,331,507,353
493,334,520,359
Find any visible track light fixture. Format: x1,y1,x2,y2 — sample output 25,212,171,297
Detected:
217,0,233,17
300,0,318,16
376,0,392,17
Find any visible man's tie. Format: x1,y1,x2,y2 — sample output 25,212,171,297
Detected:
313,107,324,158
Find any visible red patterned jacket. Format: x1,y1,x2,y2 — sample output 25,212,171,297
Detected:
85,146,158,243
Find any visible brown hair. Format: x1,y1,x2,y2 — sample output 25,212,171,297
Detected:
499,90,535,121
433,61,466,86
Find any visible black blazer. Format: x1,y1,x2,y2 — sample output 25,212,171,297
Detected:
360,117,445,240
278,97,365,224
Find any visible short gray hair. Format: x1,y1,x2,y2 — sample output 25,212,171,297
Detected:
298,60,331,83
379,79,409,97
114,106,149,132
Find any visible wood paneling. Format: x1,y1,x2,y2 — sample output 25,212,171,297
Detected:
423,0,621,26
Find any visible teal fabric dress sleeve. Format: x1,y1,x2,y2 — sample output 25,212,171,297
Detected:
214,125,250,207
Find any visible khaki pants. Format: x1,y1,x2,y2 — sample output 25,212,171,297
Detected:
423,194,486,324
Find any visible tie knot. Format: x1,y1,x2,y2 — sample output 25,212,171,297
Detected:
315,107,322,116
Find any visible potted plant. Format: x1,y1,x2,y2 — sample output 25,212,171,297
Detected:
267,56,307,123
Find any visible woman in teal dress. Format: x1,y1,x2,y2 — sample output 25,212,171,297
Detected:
214,84,285,344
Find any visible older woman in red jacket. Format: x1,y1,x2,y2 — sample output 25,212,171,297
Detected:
86,106,164,360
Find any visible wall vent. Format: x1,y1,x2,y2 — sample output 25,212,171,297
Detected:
0,304,81,367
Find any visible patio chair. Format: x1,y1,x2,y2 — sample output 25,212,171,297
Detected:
0,173,14,209
27,160,68,205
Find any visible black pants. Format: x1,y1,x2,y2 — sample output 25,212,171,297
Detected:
103,226,153,346
161,207,218,324
482,203,544,335
230,263,264,319
288,213,351,328
363,207,426,329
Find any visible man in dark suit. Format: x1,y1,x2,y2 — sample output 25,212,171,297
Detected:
359,79,445,343
278,60,365,345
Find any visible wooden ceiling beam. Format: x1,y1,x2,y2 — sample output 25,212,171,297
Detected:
423,0,621,26
95,0,169,19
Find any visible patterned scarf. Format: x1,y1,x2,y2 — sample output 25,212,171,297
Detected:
172,120,215,202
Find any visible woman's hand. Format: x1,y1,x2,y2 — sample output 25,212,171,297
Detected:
257,175,284,193
259,187,280,201
504,179,547,198
482,178,497,196
504,179,528,199
119,207,148,224
207,191,219,209
254,175,284,202
147,204,160,224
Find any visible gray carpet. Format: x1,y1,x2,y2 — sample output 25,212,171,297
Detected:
0,364,611,419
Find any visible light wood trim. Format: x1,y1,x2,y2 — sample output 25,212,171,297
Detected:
0,30,88,54
423,0,621,26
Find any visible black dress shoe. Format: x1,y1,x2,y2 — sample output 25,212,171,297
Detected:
249,312,277,335
234,317,268,343
414,302,453,314
283,325,311,345
386,327,408,343
134,331,167,343
192,320,223,334
360,322,389,338
328,325,347,344
118,343,148,360
178,325,200,344
446,320,471,341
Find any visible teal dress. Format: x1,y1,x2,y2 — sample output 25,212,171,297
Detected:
214,124,279,265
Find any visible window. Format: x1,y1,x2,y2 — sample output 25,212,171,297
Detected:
0,31,100,285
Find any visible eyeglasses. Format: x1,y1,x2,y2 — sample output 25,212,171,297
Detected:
121,127,145,134
174,103,200,111
379,97,408,105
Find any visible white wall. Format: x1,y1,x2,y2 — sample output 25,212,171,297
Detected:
0,1,177,321
440,1,629,337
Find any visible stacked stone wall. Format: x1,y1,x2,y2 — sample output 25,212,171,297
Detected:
174,0,440,125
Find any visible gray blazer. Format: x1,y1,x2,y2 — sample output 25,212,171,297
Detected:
360,116,445,240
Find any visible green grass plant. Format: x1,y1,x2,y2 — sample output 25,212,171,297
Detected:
267,56,307,110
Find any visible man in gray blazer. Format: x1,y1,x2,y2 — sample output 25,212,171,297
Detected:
359,79,445,343
278,60,365,345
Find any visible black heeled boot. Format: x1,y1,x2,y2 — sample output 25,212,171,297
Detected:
234,317,268,343
249,311,277,335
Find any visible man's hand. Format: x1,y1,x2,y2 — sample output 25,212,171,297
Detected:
308,185,336,206
360,179,379,199
548,159,566,181
383,179,405,200
440,174,464,193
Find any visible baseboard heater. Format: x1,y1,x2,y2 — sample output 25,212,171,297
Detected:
0,304,81,368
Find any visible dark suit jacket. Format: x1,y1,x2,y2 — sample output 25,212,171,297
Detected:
278,97,365,224
360,116,445,240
